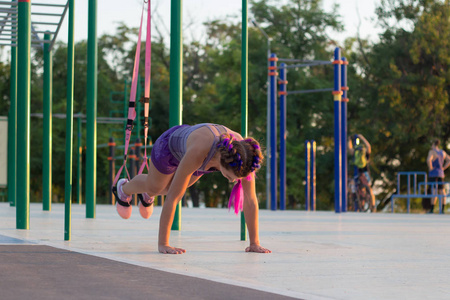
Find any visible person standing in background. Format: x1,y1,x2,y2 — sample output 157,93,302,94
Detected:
426,139,450,213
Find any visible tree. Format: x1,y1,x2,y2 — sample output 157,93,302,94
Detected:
346,0,450,210
250,0,344,208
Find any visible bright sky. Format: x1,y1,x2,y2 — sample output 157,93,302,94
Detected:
53,0,382,45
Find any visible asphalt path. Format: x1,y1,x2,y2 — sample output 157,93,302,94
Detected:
0,245,300,300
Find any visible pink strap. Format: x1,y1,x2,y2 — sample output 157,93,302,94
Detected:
113,164,131,187
113,3,145,187
139,0,151,175
144,1,151,100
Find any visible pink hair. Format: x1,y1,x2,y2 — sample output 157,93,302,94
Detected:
228,173,254,215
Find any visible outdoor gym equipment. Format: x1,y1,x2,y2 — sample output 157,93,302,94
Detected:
268,48,349,213
305,140,316,211
391,171,449,214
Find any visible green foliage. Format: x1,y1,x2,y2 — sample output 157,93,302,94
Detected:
250,0,344,208
3,0,450,211
347,0,450,208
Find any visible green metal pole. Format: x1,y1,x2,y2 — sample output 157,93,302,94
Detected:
16,0,31,230
7,0,17,208
64,0,74,241
77,115,82,205
86,0,97,218
43,32,52,211
170,0,183,231
240,0,248,241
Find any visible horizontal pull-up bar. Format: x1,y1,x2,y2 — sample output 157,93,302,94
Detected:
278,58,332,64
280,61,332,69
32,12,63,17
278,58,305,62
33,3,66,8
98,144,153,150
287,88,333,95
0,8,16,13
31,113,127,124
33,21,59,26
0,1,17,5
0,42,46,48
32,30,56,34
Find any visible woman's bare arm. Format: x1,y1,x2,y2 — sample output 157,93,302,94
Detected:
158,139,209,254
242,176,271,253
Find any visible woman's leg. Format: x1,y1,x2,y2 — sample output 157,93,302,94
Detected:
123,161,204,197
123,161,174,197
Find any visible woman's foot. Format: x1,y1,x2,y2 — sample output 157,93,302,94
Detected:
115,179,132,219
138,193,154,219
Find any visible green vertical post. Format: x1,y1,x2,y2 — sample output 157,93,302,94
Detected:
86,0,97,218
16,0,31,230
170,0,183,231
43,32,52,211
240,0,248,241
64,0,75,241
7,0,17,208
76,115,82,205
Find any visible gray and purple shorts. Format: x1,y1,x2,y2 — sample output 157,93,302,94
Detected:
151,125,187,174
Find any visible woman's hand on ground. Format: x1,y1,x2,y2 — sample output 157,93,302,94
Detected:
158,245,186,254
245,244,272,253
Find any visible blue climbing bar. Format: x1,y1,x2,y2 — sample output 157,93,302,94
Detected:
269,53,278,210
278,63,287,210
333,47,342,213
341,57,348,212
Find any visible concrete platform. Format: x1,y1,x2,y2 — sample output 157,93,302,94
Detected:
1,203,449,299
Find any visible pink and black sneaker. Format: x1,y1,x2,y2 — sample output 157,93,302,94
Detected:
138,193,154,219
113,178,132,219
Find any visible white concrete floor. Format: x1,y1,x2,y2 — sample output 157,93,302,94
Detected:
1,202,450,300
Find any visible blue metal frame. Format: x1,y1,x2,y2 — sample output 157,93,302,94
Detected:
391,172,448,214
279,63,287,210
270,48,346,213
269,53,278,210
341,57,348,212
333,48,342,213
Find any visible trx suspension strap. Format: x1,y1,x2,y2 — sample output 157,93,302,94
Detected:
139,0,151,175
112,1,151,201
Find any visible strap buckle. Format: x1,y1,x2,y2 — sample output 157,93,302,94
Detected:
126,119,134,131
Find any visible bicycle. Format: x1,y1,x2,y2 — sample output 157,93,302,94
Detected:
348,173,375,212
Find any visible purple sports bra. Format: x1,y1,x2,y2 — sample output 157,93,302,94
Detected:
168,123,228,175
